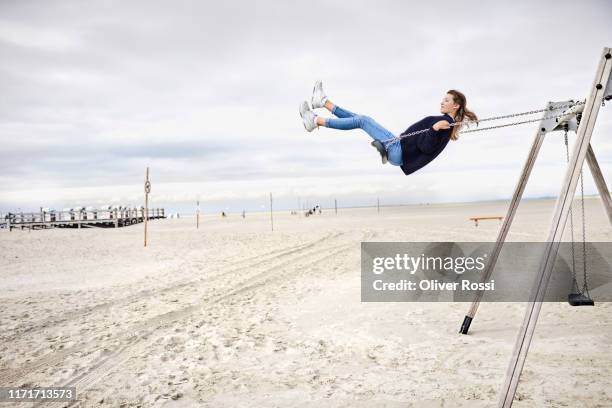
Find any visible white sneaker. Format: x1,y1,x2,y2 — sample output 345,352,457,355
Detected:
299,101,317,132
311,80,328,109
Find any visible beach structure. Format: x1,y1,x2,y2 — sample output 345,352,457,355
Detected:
468,216,503,227
4,206,165,231
453,47,612,407
85,206,97,220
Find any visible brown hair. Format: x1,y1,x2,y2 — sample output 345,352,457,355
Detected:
447,89,478,140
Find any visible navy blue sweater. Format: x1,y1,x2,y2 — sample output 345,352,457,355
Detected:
399,113,454,175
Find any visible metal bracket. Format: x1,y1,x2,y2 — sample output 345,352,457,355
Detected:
540,101,576,133
551,101,583,132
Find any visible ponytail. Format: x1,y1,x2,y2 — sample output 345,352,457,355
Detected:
447,89,478,141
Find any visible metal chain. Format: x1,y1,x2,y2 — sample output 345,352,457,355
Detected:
563,125,590,298
577,93,587,295
564,128,579,292
579,167,590,297
383,100,585,148
459,114,558,134
463,100,583,124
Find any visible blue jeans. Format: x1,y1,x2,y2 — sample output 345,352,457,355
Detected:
325,105,403,166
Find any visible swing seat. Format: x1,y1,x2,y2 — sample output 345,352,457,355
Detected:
568,293,594,306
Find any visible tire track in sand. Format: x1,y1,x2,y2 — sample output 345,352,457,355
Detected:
1,232,341,344
1,232,352,387
35,236,360,408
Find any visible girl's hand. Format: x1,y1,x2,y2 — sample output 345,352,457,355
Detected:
433,120,451,131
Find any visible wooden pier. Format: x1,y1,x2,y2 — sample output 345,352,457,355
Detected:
2,207,165,231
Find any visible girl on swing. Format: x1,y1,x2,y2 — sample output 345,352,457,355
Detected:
299,81,478,175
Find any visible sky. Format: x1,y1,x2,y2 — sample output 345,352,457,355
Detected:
1,0,611,214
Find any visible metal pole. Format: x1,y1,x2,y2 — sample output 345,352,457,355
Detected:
144,167,151,247
499,47,611,408
377,197,380,214
335,199,337,215
586,144,612,225
269,192,274,232
196,199,200,229
459,101,571,335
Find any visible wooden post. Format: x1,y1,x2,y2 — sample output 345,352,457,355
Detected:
196,199,200,229
144,167,151,247
270,192,274,232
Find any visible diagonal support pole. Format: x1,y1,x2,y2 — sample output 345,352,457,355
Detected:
498,47,612,408
459,101,570,335
586,144,612,226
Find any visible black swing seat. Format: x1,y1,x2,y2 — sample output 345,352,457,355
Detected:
370,141,388,164
568,293,594,306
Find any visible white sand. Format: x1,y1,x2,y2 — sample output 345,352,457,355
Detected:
0,198,611,407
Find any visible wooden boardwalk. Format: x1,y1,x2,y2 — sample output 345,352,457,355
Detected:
2,207,165,231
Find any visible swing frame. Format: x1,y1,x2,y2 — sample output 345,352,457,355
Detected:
457,47,612,407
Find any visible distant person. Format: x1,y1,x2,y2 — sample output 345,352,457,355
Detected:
242,210,246,218
222,211,227,218
299,81,477,175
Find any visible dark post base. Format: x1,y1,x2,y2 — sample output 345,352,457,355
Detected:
459,315,473,335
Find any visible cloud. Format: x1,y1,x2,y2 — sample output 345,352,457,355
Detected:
0,0,611,213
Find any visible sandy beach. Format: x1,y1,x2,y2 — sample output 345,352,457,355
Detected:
1,1,611,406
1,197,611,407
